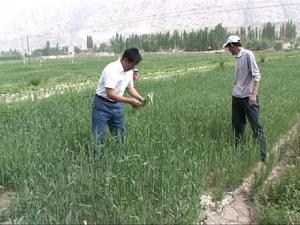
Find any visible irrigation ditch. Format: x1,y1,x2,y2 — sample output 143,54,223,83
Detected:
198,120,300,225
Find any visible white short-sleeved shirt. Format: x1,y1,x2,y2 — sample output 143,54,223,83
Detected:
96,59,134,100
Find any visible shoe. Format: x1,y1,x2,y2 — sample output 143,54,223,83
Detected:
261,153,268,163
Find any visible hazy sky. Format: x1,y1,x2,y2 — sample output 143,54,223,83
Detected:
0,0,67,21
1,0,299,50
2,0,41,17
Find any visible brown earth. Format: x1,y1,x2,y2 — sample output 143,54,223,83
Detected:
0,191,16,224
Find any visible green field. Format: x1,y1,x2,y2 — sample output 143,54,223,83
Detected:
256,130,300,224
0,52,221,94
0,51,300,223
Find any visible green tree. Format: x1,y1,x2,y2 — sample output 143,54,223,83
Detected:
44,41,50,56
110,33,124,54
98,43,109,52
74,46,81,54
87,35,94,50
171,30,181,50
279,24,285,40
238,27,246,40
285,20,297,40
247,26,255,40
56,43,59,55
261,22,276,40
208,23,227,50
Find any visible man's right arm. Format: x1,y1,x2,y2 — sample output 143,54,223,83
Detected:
106,88,142,106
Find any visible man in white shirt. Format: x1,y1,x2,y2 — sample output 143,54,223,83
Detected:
92,47,145,157
224,35,267,162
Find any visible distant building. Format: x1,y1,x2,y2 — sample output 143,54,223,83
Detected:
282,42,292,50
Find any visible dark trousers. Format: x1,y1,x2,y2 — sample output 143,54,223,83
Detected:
92,95,125,157
232,96,267,160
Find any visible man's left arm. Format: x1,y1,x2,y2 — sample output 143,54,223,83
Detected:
127,87,145,102
249,51,261,106
250,80,259,105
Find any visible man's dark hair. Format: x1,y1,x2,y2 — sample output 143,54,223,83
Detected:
122,47,142,63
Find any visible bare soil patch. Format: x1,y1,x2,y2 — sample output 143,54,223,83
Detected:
0,191,16,224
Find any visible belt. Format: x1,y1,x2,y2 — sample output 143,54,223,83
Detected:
96,95,117,103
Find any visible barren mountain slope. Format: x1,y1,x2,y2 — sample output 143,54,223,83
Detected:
0,0,299,50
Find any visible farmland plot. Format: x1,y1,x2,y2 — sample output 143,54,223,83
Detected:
0,52,300,224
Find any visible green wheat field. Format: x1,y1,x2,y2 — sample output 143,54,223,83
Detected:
0,51,300,224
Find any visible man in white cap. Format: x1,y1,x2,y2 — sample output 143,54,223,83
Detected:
224,35,267,162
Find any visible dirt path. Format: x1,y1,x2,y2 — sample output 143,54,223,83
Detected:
261,121,300,191
0,80,95,103
0,191,16,210
0,191,16,224
199,121,300,225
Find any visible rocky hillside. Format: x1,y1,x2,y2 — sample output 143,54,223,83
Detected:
1,0,299,50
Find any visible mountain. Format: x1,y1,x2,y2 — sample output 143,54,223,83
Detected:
1,0,300,51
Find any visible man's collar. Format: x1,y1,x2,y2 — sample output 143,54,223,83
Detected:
116,59,125,72
235,47,245,58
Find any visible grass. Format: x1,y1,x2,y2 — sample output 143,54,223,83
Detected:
255,130,300,225
0,51,300,223
0,52,231,94
0,57,114,93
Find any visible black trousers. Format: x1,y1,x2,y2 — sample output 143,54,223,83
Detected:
232,96,267,160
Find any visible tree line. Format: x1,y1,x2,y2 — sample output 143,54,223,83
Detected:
105,20,297,53
0,20,298,60
34,20,299,56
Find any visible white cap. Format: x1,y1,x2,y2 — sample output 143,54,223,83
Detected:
223,35,241,48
